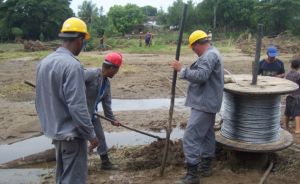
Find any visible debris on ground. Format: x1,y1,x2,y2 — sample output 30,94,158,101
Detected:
124,140,184,170
23,40,48,52
237,32,300,55
292,53,300,60
0,149,55,169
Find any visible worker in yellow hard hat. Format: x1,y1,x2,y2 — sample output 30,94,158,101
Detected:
58,17,91,55
171,30,224,184
36,17,99,184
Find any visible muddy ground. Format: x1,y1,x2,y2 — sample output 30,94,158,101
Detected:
0,43,299,183
0,47,267,144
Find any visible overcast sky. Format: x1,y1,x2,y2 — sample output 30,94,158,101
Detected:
70,0,200,15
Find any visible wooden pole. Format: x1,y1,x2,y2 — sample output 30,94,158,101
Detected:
160,3,188,177
252,24,263,85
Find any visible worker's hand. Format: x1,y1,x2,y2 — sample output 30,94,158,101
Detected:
275,74,285,78
88,137,99,154
170,60,182,72
112,120,121,126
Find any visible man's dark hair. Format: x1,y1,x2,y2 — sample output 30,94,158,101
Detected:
291,59,300,70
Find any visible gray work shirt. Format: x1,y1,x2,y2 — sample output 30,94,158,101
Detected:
84,68,115,121
180,46,224,113
35,47,96,140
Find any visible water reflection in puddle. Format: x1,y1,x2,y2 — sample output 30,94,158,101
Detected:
0,127,184,164
0,169,48,184
98,98,187,111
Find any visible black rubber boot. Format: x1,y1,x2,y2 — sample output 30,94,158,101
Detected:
198,157,213,177
175,164,199,184
100,154,118,170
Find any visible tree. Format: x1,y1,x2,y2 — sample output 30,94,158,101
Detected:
107,4,147,36
78,1,107,36
0,0,73,41
196,0,258,32
141,6,157,16
156,8,167,25
166,0,185,27
78,0,97,25
254,0,300,35
166,0,197,31
11,27,23,38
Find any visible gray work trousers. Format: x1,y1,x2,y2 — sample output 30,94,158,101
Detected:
183,108,216,165
53,138,88,184
92,118,108,156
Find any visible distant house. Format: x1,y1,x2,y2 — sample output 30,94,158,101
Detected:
169,25,179,31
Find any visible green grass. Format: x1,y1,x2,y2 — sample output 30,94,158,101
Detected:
94,31,191,54
0,43,23,52
0,35,236,65
214,38,236,53
78,54,104,67
120,44,179,54
0,47,51,63
120,64,145,74
0,82,32,97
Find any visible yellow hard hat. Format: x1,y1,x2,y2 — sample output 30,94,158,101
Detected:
188,30,208,47
60,17,90,40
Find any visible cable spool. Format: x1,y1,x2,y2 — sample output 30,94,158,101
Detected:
221,92,281,144
216,74,298,152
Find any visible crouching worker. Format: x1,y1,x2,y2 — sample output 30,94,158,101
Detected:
171,30,224,184
85,52,122,170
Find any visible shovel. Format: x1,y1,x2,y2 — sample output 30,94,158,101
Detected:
93,113,165,140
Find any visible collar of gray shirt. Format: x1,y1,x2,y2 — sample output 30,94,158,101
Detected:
56,47,80,62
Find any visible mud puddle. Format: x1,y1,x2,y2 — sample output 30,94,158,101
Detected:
0,168,49,184
97,98,187,111
0,127,184,164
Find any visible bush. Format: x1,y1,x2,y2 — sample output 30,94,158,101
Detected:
11,27,23,38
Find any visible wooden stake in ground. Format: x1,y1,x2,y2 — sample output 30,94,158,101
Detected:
160,3,188,177
251,24,263,85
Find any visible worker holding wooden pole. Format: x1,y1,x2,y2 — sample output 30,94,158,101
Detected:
160,3,188,177
171,30,224,184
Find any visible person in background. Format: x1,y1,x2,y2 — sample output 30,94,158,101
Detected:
82,39,87,51
99,35,105,51
284,59,300,134
258,46,285,78
145,32,152,47
207,30,212,42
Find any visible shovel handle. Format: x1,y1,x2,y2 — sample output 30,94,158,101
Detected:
24,80,36,88
94,113,164,140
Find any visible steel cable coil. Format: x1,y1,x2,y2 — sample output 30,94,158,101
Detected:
221,92,281,144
